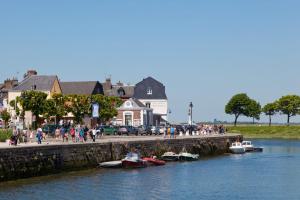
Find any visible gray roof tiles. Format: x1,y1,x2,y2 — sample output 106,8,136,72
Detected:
12,75,58,91
133,77,167,100
60,81,103,95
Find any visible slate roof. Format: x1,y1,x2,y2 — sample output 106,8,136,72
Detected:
60,81,103,95
111,85,135,98
133,77,167,100
12,75,58,91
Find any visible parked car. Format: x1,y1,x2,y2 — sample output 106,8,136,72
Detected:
137,126,152,135
117,126,139,136
98,125,118,135
159,126,165,135
175,125,185,134
151,126,160,135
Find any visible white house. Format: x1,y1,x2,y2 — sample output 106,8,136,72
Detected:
133,77,168,126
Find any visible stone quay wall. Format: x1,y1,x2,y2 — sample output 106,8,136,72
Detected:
0,134,242,182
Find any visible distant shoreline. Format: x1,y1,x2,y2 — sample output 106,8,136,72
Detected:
227,125,300,140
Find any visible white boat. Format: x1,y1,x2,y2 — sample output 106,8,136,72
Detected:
99,160,122,168
178,152,199,161
161,152,179,161
230,142,246,154
242,141,254,152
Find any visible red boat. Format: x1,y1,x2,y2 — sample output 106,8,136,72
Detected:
143,157,166,166
122,153,147,168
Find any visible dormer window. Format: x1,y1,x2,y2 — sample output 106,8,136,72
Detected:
147,87,152,95
118,88,125,97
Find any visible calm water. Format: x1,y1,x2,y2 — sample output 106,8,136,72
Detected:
1,139,300,200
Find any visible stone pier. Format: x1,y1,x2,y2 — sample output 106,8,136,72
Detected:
0,134,242,182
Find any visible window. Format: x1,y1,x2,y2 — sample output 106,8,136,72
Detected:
125,114,132,126
146,102,151,108
118,88,125,96
147,87,152,95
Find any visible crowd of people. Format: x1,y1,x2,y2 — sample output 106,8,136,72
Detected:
197,124,226,135
7,123,226,146
8,125,100,146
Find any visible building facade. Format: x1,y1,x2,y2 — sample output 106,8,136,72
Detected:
102,78,135,101
133,77,168,126
8,75,62,127
116,98,153,127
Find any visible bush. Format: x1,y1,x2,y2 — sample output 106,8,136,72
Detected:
0,129,13,142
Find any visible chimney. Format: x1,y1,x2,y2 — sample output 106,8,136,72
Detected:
4,78,18,89
24,69,37,79
116,81,123,86
105,77,112,89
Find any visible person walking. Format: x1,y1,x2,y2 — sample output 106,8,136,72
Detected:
60,127,66,142
92,127,97,142
12,127,18,146
29,128,33,143
64,129,69,143
170,126,175,139
70,127,75,142
163,127,167,139
75,125,80,143
23,129,28,144
55,128,60,141
36,128,43,144
84,126,89,142
79,127,84,142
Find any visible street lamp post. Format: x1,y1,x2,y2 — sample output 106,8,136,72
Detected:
189,102,193,125
189,102,193,135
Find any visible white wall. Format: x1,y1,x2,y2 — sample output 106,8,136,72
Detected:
138,99,168,121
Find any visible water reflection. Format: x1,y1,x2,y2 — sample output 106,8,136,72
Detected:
1,140,300,200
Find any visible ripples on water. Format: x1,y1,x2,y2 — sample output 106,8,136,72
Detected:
1,140,300,200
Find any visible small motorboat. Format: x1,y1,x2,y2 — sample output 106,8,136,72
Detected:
99,160,122,168
230,142,246,154
242,141,254,152
122,153,147,168
143,156,166,166
161,152,179,161
178,152,199,161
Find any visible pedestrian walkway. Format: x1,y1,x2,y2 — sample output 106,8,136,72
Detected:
0,134,240,149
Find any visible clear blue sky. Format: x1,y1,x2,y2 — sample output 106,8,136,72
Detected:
1,0,300,123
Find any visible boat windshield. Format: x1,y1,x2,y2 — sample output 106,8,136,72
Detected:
126,153,140,159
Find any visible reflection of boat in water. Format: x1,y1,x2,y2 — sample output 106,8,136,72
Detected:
161,152,179,161
253,147,264,152
178,152,199,161
230,142,246,154
122,153,147,168
143,157,166,166
99,161,122,168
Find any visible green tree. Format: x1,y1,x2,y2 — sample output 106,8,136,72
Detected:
44,94,67,124
65,95,91,124
276,95,300,125
20,91,48,128
92,95,122,123
225,93,252,126
262,103,277,126
0,110,11,129
247,100,261,124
